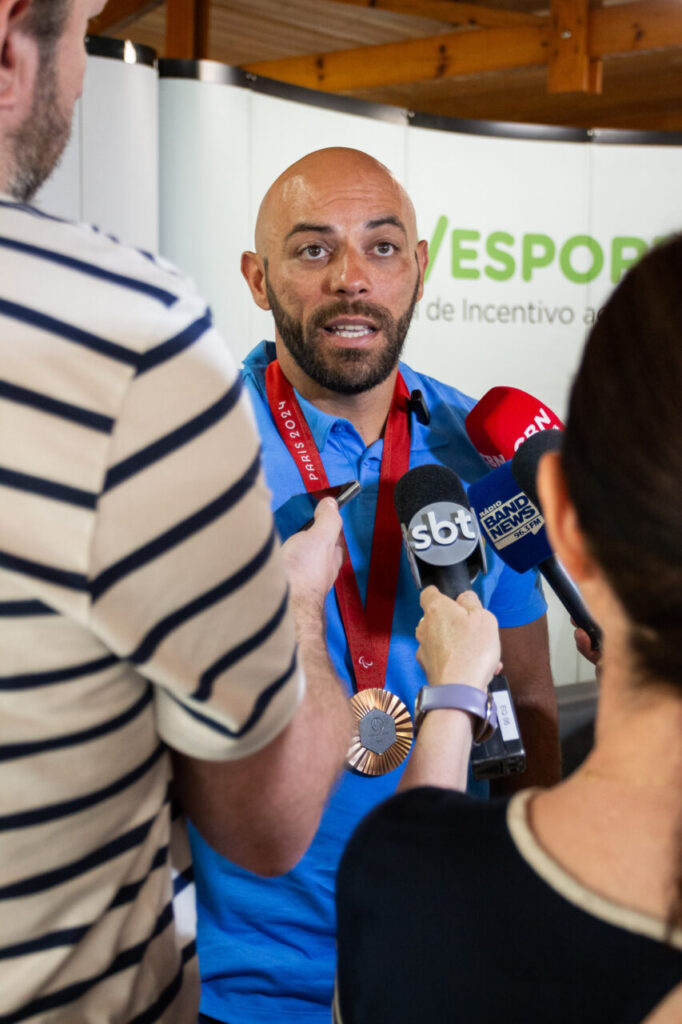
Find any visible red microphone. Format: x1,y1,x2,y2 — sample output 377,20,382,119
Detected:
465,386,564,469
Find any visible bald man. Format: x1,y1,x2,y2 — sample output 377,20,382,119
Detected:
189,148,559,1024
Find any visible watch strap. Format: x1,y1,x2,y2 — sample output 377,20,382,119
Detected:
415,684,498,743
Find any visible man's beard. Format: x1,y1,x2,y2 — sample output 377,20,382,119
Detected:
8,49,72,203
265,272,420,396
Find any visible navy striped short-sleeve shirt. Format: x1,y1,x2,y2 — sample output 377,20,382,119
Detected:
0,198,302,1023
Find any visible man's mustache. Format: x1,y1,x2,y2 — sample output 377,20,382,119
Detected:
308,301,394,333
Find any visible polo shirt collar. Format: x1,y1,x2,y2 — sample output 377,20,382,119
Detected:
244,341,348,450
243,341,451,453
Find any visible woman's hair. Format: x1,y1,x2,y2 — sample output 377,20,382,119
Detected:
562,235,682,935
563,235,682,688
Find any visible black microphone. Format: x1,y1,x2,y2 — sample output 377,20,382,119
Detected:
393,464,487,600
395,463,526,779
511,431,602,653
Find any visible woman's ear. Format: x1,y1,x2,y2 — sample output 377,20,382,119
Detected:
537,450,598,584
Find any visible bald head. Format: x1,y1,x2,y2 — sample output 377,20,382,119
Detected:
241,146,429,403
254,148,419,257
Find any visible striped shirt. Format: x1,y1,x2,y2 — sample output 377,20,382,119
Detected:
0,197,302,1023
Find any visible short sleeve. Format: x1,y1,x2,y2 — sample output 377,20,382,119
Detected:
488,562,547,628
87,291,302,762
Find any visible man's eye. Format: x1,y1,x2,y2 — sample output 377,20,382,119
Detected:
300,244,326,259
374,242,397,255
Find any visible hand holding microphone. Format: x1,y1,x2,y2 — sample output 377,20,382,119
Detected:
282,497,344,617
394,463,525,778
415,587,501,694
393,464,496,690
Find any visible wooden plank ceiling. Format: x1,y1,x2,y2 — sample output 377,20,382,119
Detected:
89,0,682,131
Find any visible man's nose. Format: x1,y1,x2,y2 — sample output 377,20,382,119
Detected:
327,250,370,298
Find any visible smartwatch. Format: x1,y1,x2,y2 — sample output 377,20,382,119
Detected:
414,684,498,744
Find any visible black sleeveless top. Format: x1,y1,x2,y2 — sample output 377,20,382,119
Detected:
335,787,682,1023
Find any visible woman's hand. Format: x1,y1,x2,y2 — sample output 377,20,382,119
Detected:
416,586,502,692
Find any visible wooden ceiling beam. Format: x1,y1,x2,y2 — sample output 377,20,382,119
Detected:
166,0,210,59
590,1,682,56
547,0,602,94
243,1,682,92
88,0,163,34
243,25,552,91
329,0,546,30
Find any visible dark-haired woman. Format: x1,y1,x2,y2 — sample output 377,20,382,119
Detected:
334,237,682,1024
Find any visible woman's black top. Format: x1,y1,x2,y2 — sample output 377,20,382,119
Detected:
335,787,682,1023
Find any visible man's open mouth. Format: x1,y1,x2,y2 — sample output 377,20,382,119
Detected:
323,319,378,339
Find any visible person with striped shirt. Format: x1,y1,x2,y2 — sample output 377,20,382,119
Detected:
0,2,352,1021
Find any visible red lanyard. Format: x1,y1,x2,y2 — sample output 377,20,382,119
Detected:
265,359,411,691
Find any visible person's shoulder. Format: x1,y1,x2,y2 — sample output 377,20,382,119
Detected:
242,341,276,387
1,200,201,310
399,361,489,481
399,361,478,416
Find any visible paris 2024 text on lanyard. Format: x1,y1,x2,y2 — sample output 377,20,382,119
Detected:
265,358,415,775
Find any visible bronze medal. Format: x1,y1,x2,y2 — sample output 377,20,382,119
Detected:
346,689,414,776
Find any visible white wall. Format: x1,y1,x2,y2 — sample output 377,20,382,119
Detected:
36,52,158,253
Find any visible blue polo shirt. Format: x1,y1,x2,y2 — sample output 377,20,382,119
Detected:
190,341,546,1023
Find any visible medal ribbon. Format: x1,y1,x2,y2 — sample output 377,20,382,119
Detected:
265,359,411,691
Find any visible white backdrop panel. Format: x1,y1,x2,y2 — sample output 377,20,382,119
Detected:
80,56,158,250
404,127,593,421
586,142,682,314
37,54,158,252
159,78,252,349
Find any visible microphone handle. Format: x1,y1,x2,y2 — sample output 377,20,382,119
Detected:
419,560,474,601
539,555,602,652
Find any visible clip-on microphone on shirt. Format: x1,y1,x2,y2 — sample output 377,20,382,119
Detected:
407,390,430,426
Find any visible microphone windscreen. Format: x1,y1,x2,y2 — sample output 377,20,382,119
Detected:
465,386,564,467
468,460,552,572
511,430,563,509
394,463,469,524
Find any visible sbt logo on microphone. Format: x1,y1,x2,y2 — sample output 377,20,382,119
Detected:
407,501,480,566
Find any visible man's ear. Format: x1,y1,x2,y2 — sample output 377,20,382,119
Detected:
415,238,429,301
241,250,272,312
537,450,597,584
0,0,35,113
